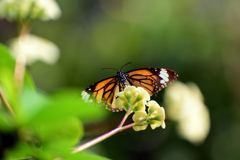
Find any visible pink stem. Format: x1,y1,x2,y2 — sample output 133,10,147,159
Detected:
14,54,26,89
118,107,131,128
72,127,121,153
14,22,30,90
72,122,135,153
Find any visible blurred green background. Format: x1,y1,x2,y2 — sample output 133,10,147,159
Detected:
1,0,240,159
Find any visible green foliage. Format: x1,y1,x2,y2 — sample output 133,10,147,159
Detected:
1,0,239,159
0,44,108,159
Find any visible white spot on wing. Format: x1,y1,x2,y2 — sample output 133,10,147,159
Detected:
81,91,91,103
160,79,166,84
159,69,169,82
81,91,86,96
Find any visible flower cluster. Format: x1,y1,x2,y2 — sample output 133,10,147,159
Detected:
115,86,150,112
115,86,166,131
9,34,60,65
0,0,61,22
164,81,210,144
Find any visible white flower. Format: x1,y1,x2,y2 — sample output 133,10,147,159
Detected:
164,81,210,144
35,0,61,21
0,0,61,21
9,34,60,65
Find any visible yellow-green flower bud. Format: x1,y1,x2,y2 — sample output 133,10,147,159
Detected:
115,86,150,111
132,111,148,131
147,100,166,129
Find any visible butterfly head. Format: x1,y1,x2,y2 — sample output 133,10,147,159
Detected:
117,70,128,87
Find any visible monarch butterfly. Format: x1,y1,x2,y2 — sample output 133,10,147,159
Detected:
81,63,179,112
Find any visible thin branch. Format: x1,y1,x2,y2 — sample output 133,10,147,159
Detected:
14,22,31,90
72,108,152,153
72,121,136,154
121,121,135,130
72,127,122,153
118,107,131,128
14,54,26,90
0,89,16,117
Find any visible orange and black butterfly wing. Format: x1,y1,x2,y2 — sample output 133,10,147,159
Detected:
81,76,124,112
126,68,179,96
81,67,178,112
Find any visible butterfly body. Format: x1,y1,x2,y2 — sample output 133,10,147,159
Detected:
81,67,178,112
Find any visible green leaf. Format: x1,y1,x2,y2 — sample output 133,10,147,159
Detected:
0,110,14,131
75,154,110,160
36,117,83,149
4,140,58,159
23,70,36,92
0,67,18,108
0,43,35,113
50,89,109,122
18,88,50,125
0,43,36,90
0,43,18,108
19,88,109,126
57,151,110,160
0,43,15,69
17,88,109,152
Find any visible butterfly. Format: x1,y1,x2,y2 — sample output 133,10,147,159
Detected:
81,63,179,112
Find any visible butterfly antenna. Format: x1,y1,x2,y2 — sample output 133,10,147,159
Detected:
120,62,132,71
101,67,119,71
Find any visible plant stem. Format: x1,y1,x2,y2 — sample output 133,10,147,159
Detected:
14,22,31,90
118,107,131,128
72,122,135,153
72,127,121,153
14,53,26,90
0,89,16,117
